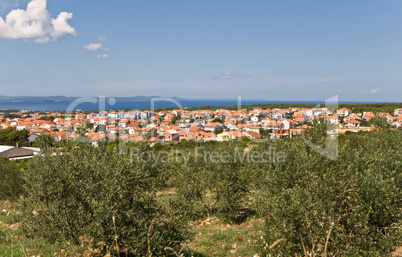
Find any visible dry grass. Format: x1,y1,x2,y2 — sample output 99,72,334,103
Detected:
0,200,22,229
393,246,402,257
187,216,265,257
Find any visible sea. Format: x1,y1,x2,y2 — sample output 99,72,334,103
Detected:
0,99,336,112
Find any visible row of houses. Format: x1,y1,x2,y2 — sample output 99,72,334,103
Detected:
1,107,401,144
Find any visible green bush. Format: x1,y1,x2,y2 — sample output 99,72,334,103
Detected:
0,128,29,146
0,158,24,200
16,127,401,256
171,142,250,219
22,144,189,255
253,131,402,256
33,134,57,149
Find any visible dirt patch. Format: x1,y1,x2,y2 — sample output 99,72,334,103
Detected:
187,216,265,256
392,246,402,257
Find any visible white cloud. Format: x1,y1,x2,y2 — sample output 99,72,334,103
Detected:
85,36,110,59
84,36,109,51
216,71,237,79
0,0,76,42
50,11,75,39
215,70,250,80
364,89,380,94
84,42,103,51
98,36,106,42
96,53,108,59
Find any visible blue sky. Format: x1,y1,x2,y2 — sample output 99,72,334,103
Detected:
0,0,401,101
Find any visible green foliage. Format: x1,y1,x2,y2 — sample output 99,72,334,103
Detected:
75,124,87,136
167,141,176,148
171,116,179,124
260,129,271,138
357,118,369,127
212,118,224,123
253,131,402,256
370,115,393,130
33,134,57,149
0,128,29,146
22,145,189,255
339,102,401,114
146,101,401,113
107,137,125,151
171,142,250,219
4,113,22,119
0,158,24,200
0,228,78,257
37,116,55,121
3,125,399,256
304,118,331,147
214,126,224,134
76,122,94,130
152,142,164,151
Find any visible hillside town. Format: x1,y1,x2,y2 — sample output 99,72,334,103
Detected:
1,107,401,146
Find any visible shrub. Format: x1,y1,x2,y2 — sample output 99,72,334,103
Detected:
0,158,24,200
172,142,250,219
22,144,189,255
0,128,29,146
33,134,57,149
253,131,402,256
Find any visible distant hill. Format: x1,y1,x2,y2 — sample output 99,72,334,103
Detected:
0,95,79,101
0,95,15,101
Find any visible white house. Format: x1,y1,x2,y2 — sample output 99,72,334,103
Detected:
127,125,141,135
204,122,223,133
337,108,352,116
394,108,402,117
280,119,295,130
245,125,261,134
265,121,284,131
326,115,340,124
118,120,129,128
301,108,314,117
250,116,259,123
16,124,30,131
393,121,402,128
272,111,285,120
343,120,361,128
92,117,111,125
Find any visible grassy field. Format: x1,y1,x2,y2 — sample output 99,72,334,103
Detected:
154,188,264,256
186,216,264,257
1,128,400,256
0,200,81,257
0,197,265,257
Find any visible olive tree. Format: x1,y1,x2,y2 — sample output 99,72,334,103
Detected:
253,131,401,256
0,158,24,200
171,142,250,219
22,144,189,256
